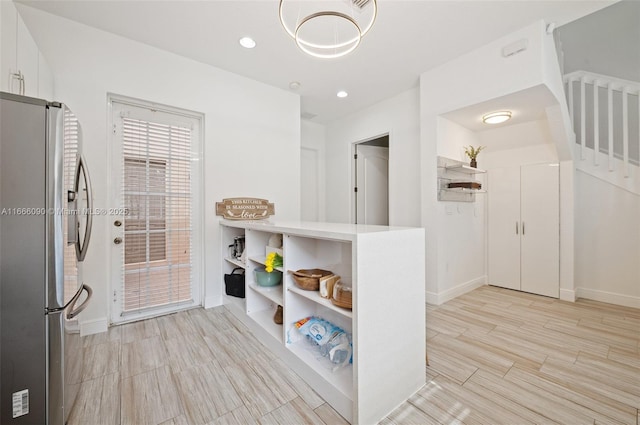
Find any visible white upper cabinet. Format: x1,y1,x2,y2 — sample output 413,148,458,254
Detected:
1,2,53,99
1,2,18,93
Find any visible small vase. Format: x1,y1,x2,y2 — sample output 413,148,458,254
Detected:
273,305,283,325
470,159,477,168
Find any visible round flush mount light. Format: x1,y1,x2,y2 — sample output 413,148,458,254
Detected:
239,37,256,49
337,90,349,98
482,111,512,124
289,81,301,90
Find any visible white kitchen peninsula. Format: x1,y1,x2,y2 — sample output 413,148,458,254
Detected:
220,220,426,424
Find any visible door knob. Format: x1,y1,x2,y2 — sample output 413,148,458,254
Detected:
114,237,122,245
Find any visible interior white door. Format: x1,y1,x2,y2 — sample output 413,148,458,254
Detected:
488,166,521,290
356,145,389,225
520,163,559,297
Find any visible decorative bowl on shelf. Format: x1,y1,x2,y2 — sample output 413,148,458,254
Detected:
289,269,333,291
255,267,282,287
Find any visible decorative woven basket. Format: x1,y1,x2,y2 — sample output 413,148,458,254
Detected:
289,269,333,291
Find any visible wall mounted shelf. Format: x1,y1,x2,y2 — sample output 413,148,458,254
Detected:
437,156,486,202
443,163,486,174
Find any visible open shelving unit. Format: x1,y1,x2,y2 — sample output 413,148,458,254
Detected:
220,220,425,424
437,155,487,202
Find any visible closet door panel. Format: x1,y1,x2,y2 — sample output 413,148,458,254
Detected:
488,166,521,290
520,163,559,298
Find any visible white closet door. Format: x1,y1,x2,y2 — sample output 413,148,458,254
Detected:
488,166,521,290
520,163,559,298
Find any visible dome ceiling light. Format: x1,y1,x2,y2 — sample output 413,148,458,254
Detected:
482,111,512,124
279,0,377,59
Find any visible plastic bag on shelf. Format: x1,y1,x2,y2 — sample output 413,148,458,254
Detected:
287,316,352,371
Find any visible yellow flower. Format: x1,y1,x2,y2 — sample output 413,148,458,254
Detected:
265,252,283,273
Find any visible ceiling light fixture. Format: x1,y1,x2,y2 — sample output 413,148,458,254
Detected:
482,111,512,124
279,0,377,59
239,37,256,49
337,91,349,98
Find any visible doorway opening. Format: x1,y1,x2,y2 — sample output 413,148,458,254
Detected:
353,135,389,225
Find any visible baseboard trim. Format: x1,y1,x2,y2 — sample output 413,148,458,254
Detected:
80,317,108,337
427,276,486,305
425,291,439,305
559,288,576,302
576,288,640,309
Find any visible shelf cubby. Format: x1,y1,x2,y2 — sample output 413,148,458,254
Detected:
247,307,283,342
248,255,283,272
224,257,246,269
286,341,353,399
248,282,283,306
288,285,352,319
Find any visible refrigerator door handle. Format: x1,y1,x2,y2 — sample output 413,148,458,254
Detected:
66,284,93,320
45,283,85,315
75,154,93,261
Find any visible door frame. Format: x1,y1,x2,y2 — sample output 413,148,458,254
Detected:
351,133,390,224
106,93,204,324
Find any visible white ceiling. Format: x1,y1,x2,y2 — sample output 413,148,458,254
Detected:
17,0,615,124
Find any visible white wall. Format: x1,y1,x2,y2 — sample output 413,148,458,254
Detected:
575,172,640,308
17,5,301,334
572,148,639,305
325,87,421,227
479,121,559,169
437,117,481,162
300,120,326,222
435,118,486,303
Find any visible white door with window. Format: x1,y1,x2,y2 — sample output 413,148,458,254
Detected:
109,98,202,323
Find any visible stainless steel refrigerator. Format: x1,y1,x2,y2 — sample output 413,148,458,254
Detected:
1,92,94,425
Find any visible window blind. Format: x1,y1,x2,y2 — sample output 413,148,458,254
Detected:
121,116,192,313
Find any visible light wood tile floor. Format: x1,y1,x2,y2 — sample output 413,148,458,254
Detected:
69,286,640,424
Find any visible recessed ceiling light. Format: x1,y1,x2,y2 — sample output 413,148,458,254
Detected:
239,37,256,49
482,111,512,124
337,91,348,98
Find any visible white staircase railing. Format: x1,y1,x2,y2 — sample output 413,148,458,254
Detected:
564,71,640,178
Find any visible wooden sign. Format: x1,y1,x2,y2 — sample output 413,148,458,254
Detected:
216,198,275,220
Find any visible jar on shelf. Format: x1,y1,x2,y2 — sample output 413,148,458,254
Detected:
331,281,352,310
